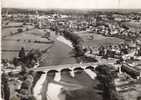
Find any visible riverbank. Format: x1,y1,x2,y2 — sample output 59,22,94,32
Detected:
56,36,73,48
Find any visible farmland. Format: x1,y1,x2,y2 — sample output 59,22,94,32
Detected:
2,23,53,60
75,31,124,49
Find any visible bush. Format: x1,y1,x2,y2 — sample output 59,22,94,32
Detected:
17,28,23,33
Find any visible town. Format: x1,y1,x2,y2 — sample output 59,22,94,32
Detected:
1,8,141,100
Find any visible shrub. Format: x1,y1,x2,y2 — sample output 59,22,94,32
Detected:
17,28,23,33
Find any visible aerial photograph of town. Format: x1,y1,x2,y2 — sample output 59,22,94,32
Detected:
1,0,141,100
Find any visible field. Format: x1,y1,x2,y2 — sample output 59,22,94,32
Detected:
75,31,124,50
122,21,141,32
2,23,53,60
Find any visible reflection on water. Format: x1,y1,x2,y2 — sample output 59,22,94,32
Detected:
47,72,64,100
33,68,100,100
33,73,46,100
84,69,97,80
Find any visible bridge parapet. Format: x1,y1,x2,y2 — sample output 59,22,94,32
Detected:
30,62,114,72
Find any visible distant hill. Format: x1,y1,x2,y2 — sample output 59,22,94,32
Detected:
2,8,141,15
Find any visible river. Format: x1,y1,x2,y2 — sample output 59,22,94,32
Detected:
40,35,78,66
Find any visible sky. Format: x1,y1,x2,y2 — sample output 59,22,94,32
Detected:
2,0,141,9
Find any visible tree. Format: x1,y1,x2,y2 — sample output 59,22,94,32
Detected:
95,64,121,100
1,72,10,100
17,28,23,33
13,57,20,66
25,49,42,68
19,47,26,63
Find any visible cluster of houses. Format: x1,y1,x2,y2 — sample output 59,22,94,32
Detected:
3,10,141,41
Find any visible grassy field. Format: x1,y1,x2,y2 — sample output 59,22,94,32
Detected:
2,40,53,60
123,21,141,31
2,25,53,60
2,22,34,37
75,31,124,50
2,28,19,37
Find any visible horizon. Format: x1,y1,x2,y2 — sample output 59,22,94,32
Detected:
2,7,141,11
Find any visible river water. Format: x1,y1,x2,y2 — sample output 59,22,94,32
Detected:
40,36,78,66
33,68,100,100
